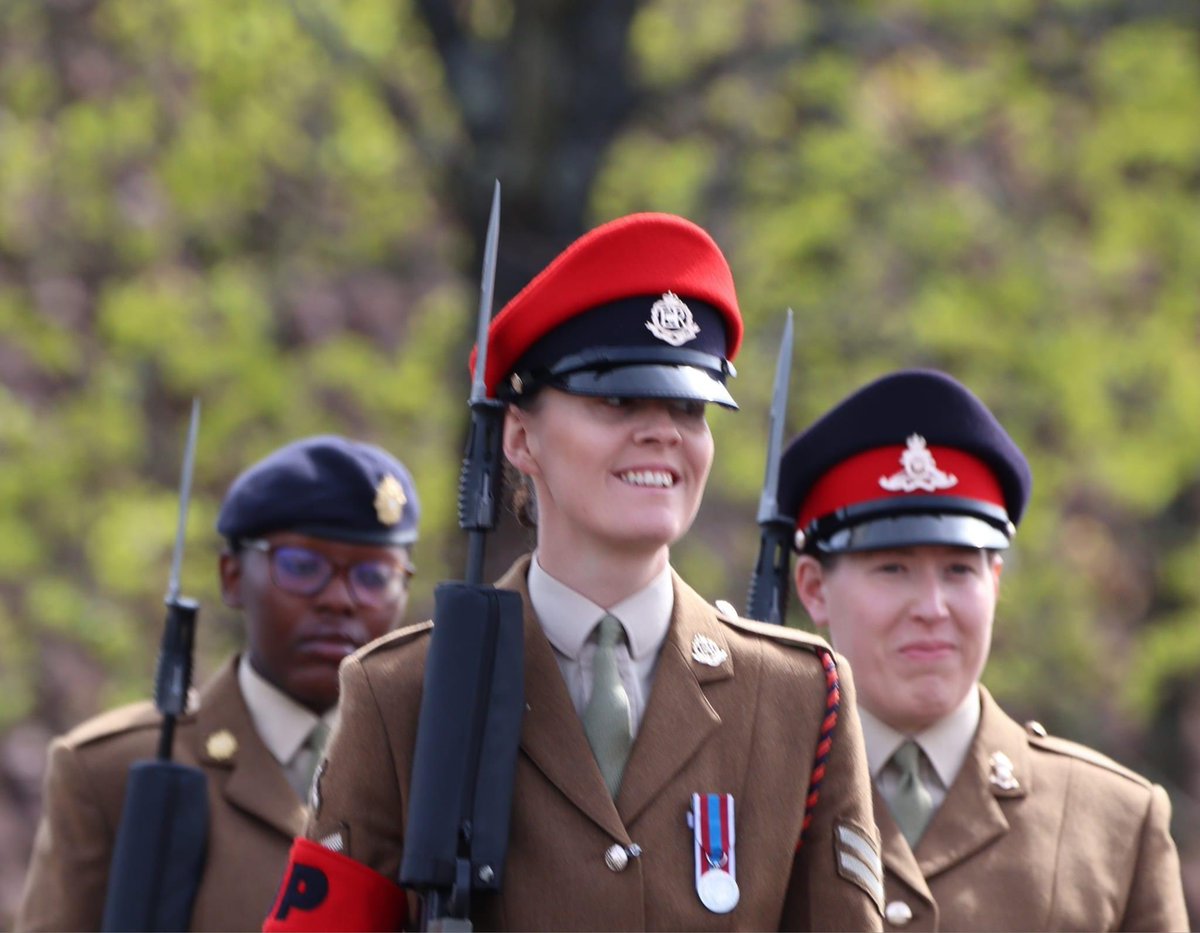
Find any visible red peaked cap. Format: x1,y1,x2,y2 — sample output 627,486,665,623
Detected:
470,213,743,403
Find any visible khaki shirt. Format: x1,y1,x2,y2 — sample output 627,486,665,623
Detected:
17,658,305,932
304,555,884,931
876,686,1189,932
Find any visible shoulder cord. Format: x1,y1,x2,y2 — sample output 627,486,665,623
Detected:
795,647,840,852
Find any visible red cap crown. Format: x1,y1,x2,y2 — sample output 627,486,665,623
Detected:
471,212,742,396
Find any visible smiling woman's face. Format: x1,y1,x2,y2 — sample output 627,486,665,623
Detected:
220,532,411,713
502,389,714,564
795,545,1002,734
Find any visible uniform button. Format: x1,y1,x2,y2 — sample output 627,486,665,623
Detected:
885,900,913,926
604,844,629,872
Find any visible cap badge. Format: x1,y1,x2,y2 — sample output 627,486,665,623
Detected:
988,751,1020,791
692,633,728,667
205,729,238,762
879,434,958,493
646,291,701,346
374,474,407,525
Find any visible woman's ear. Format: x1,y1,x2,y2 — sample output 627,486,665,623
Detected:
502,406,539,477
793,555,832,630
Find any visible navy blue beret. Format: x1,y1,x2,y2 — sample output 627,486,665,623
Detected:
216,435,420,547
779,369,1031,554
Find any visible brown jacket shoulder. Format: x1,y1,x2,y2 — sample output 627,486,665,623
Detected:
18,658,306,933
876,686,1189,932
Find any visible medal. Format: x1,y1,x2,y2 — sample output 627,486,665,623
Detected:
697,866,740,913
690,792,740,914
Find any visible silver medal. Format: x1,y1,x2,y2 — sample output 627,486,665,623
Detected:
697,868,740,913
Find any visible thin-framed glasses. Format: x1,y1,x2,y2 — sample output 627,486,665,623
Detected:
241,539,414,608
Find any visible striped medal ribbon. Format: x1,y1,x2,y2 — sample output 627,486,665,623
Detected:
690,792,740,913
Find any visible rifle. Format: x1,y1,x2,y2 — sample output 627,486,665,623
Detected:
400,181,525,931
745,310,795,625
102,399,209,932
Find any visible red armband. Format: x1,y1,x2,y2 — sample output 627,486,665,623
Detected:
264,837,408,932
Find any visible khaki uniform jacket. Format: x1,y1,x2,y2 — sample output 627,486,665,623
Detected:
877,686,1189,932
18,658,305,932
305,556,884,931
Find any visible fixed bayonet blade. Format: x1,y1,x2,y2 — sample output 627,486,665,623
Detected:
470,180,501,405
756,309,793,525
166,398,201,603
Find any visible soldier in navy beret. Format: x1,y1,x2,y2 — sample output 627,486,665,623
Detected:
19,435,421,932
274,214,884,931
785,369,1187,932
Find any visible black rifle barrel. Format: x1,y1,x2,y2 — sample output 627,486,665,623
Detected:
103,399,208,932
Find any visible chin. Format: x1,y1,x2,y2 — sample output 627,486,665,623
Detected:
609,522,685,552
288,674,340,713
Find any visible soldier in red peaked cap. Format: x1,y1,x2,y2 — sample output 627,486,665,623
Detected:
268,214,883,931
783,369,1188,932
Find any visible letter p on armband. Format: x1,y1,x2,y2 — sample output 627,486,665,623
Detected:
264,838,407,932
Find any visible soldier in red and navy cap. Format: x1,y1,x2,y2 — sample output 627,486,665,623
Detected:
783,369,1188,932
268,214,883,931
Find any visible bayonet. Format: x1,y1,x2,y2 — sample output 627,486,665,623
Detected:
459,181,505,583
166,398,200,604
154,400,202,754
470,180,501,407
756,309,793,526
746,311,796,625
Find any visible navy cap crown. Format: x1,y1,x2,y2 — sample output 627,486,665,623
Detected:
216,435,420,547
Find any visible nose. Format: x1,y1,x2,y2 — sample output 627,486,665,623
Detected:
633,401,682,445
314,568,356,612
911,568,950,622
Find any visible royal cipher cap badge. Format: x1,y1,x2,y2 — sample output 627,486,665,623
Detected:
646,291,701,346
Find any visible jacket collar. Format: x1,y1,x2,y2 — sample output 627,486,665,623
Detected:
500,555,733,841
188,656,308,839
881,685,1029,884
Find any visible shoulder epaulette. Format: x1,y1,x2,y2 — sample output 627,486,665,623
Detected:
352,619,434,663
1026,728,1150,788
65,700,162,748
713,601,832,654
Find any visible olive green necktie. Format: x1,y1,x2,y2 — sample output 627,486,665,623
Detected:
582,614,633,798
888,740,934,847
291,720,330,801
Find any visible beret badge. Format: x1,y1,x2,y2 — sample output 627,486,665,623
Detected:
374,474,408,526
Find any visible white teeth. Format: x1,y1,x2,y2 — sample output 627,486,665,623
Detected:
619,470,675,488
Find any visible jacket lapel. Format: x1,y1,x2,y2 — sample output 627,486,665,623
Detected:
617,573,731,826
188,659,308,840
916,686,1029,880
502,559,630,842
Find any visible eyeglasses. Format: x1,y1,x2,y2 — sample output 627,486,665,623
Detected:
242,539,414,608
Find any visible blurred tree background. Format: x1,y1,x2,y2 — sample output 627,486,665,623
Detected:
2,0,1200,924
